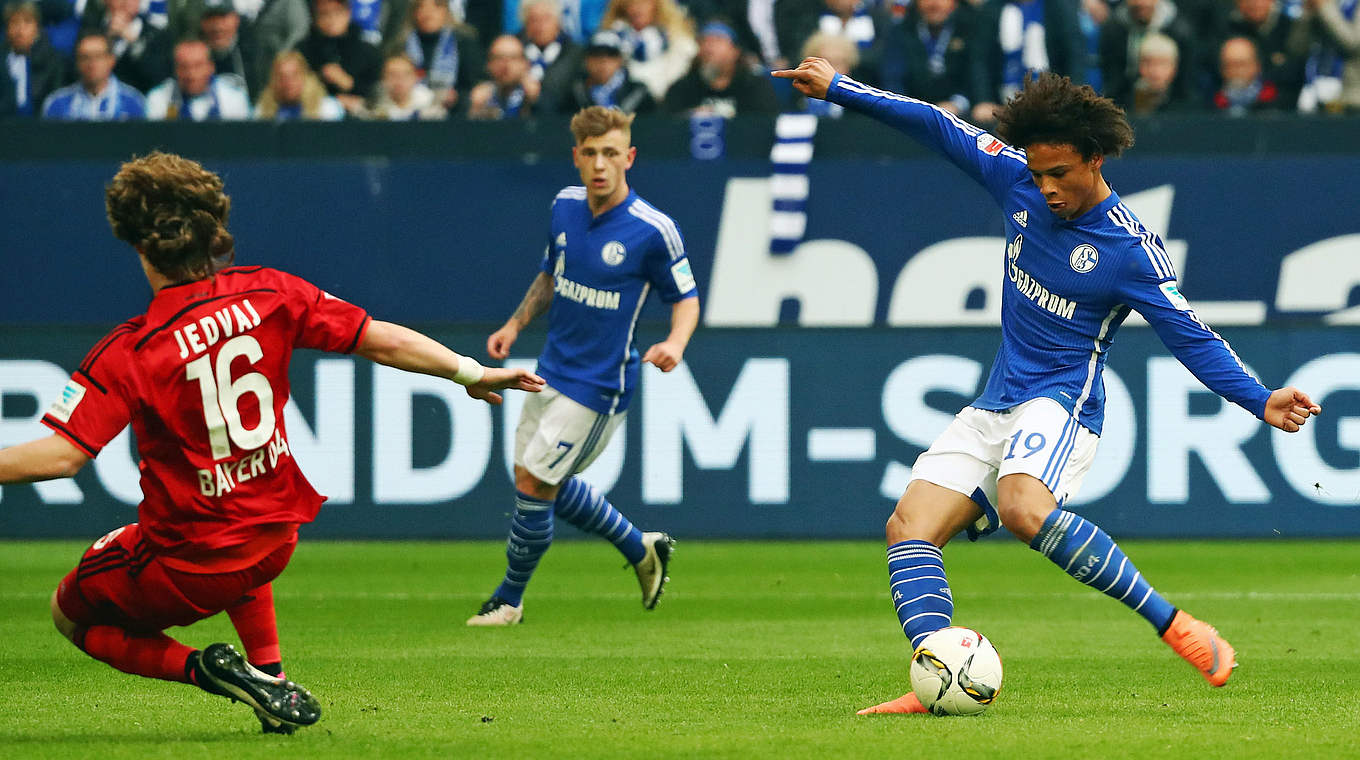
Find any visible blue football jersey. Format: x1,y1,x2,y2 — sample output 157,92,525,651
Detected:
536,186,698,415
827,75,1270,434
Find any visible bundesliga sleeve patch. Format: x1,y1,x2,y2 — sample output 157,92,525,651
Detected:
670,260,696,294
47,380,87,423
1159,281,1192,311
976,133,1005,156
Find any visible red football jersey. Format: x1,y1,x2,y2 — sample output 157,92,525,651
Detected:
42,266,370,560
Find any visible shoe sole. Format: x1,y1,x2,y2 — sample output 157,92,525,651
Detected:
641,534,674,610
200,644,321,727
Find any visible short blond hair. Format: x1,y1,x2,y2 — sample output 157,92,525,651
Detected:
569,105,635,144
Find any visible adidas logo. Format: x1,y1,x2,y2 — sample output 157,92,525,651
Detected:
1012,210,1028,228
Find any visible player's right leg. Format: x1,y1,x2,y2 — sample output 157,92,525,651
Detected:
860,412,997,715
53,524,322,729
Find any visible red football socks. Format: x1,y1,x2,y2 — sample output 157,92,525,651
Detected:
227,583,282,668
78,625,194,683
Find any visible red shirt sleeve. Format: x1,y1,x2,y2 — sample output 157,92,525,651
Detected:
41,332,135,457
277,271,371,354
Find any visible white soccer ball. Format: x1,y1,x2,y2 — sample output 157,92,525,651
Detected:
909,626,1004,716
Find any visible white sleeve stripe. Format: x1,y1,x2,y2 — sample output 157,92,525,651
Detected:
628,201,685,261
1106,206,1173,280
556,185,587,200
836,77,1029,167
1109,204,1176,279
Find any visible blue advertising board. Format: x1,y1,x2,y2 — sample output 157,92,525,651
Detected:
2,326,1357,539
2,156,1359,326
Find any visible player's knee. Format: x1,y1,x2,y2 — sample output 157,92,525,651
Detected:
885,504,944,546
995,501,1046,544
50,589,78,644
513,467,558,501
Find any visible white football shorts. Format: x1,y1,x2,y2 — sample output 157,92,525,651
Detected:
514,384,625,486
910,397,1099,538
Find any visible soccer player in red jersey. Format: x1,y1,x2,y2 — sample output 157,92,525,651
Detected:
0,152,545,732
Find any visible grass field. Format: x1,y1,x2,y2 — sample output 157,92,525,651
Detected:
2,538,1358,759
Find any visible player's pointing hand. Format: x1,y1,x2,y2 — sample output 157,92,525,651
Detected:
1263,387,1322,433
771,57,836,101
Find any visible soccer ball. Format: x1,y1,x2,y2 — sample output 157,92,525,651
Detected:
909,627,1004,716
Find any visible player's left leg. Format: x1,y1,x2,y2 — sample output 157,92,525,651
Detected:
996,400,1235,686
226,583,297,733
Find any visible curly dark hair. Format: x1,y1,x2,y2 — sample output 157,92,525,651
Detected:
105,152,234,282
994,72,1134,160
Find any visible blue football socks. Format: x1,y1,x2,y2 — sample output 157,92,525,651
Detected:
492,492,555,607
1030,509,1176,633
887,540,954,649
553,477,646,565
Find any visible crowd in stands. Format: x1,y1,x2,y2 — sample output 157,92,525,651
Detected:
4,0,1358,122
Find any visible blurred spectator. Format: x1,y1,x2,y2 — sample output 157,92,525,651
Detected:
199,0,261,97
40,0,83,57
1100,0,1198,105
254,49,345,119
559,27,655,111
503,0,608,42
466,32,540,117
146,37,251,119
519,0,583,111
3,1,65,117
776,0,889,79
80,0,170,93
1293,0,1360,112
1219,0,1306,105
41,30,146,119
971,0,1086,123
793,30,856,115
395,0,482,111
461,0,503,47
663,18,778,115
600,0,697,99
347,0,409,48
1123,31,1199,113
1078,0,1107,92
300,0,383,112
877,0,977,115
365,51,447,117
1212,35,1286,113
171,0,311,96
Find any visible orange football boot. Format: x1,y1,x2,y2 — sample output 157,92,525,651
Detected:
856,692,928,714
1161,610,1237,687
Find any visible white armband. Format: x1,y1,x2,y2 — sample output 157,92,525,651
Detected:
452,356,486,385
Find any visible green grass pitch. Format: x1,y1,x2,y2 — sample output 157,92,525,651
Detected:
2,538,1358,759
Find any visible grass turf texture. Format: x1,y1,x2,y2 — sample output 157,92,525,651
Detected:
2,539,1358,759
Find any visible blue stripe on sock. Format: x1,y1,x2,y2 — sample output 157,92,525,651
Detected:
1030,509,1175,632
886,539,952,648
493,492,555,606
554,477,645,565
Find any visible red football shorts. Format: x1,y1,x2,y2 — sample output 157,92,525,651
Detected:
55,523,295,633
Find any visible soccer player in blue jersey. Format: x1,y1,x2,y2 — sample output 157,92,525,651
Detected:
774,60,1324,712
467,105,701,626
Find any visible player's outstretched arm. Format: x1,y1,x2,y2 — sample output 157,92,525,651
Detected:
488,271,554,360
771,57,835,101
1262,387,1322,433
356,319,545,406
642,297,700,372
0,434,91,484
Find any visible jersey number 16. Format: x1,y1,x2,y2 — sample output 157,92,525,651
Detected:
185,335,277,461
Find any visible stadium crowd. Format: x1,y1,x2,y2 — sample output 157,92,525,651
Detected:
3,0,1358,122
